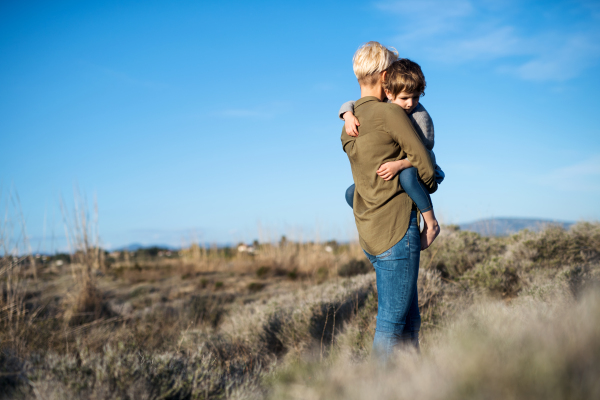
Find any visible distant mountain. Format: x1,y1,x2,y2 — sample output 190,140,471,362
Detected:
111,242,236,252
458,218,574,236
113,243,177,252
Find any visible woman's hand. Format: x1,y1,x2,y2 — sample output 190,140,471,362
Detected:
376,159,412,181
343,112,360,137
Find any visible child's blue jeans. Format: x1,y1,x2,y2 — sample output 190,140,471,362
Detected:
345,167,434,213
363,210,421,359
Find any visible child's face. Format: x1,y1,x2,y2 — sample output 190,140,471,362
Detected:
387,91,421,114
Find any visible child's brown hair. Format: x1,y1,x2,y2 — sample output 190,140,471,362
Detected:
383,58,426,98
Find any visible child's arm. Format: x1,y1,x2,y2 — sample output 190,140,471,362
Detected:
411,104,439,169
339,101,360,137
376,159,412,181
409,104,434,150
338,100,355,119
413,104,443,185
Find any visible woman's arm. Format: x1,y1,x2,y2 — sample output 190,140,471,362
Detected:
384,104,437,193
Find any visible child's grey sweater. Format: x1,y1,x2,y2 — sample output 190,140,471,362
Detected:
339,100,441,171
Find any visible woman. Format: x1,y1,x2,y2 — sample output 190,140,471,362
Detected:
340,42,437,358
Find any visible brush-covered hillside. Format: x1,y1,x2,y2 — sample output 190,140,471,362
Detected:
1,222,600,399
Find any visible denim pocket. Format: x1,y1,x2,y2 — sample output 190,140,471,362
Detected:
376,239,408,261
375,257,407,271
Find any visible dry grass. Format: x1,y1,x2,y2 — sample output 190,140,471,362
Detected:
259,222,600,400
265,281,600,400
59,192,112,326
1,215,599,399
0,190,37,359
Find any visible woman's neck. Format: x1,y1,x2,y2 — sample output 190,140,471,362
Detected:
360,85,384,100
360,71,386,100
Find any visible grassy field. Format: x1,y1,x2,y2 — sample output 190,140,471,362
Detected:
1,220,599,399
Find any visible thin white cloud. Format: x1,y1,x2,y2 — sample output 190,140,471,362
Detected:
538,155,600,192
512,34,600,81
376,0,473,39
376,0,600,81
432,26,528,62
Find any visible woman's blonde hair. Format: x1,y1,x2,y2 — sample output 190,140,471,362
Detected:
353,41,399,86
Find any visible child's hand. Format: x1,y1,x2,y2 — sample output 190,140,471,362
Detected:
376,159,412,181
343,112,360,137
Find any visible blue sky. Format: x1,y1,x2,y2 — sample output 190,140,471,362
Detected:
1,0,599,251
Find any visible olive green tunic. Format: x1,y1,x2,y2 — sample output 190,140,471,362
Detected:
341,96,438,255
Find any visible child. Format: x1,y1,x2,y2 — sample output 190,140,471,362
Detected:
339,58,444,250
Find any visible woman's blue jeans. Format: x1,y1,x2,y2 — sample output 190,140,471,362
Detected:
345,167,433,213
363,211,421,359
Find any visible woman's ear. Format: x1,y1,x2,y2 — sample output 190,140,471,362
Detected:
381,70,388,82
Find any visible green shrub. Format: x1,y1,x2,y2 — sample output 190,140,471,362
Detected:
521,223,600,267
256,266,271,278
287,268,298,280
129,286,150,299
465,257,520,297
425,230,506,279
338,259,371,277
188,294,232,327
315,267,329,283
248,282,265,293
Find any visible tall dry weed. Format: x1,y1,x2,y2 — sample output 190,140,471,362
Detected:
60,191,110,326
0,189,37,355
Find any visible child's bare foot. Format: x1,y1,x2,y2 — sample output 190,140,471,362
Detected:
420,210,441,250
420,222,440,250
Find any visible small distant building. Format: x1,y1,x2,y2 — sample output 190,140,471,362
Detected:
237,244,255,254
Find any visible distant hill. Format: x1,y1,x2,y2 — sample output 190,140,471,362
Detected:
113,243,177,252
458,218,574,236
111,242,235,252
